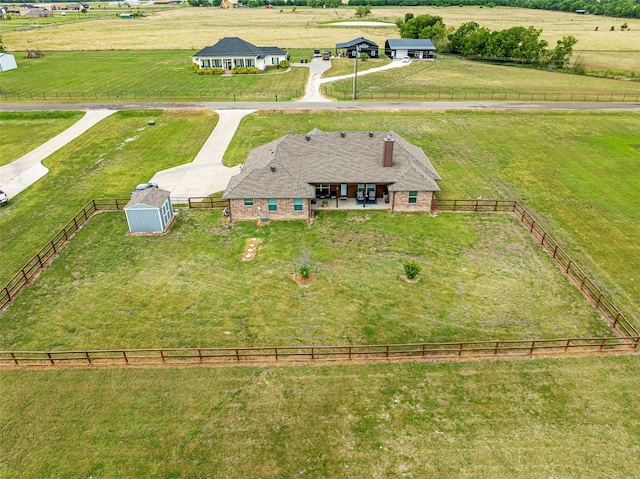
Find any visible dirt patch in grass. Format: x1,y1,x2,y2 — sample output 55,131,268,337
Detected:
291,273,317,288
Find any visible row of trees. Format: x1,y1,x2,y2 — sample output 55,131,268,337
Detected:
395,14,578,68
448,22,578,67
349,0,640,19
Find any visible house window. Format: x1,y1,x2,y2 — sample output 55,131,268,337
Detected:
244,198,253,206
272,57,279,65
268,198,277,212
213,59,222,68
408,191,418,204
315,184,330,198
234,59,244,67
293,198,303,211
246,59,255,67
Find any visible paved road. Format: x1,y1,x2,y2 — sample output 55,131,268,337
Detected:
3,102,639,111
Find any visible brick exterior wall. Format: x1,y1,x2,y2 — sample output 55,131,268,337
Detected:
391,191,434,213
229,198,310,221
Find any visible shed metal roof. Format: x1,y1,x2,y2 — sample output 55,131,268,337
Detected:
386,38,436,50
336,37,378,49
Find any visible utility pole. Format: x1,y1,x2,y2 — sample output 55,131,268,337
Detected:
352,46,359,101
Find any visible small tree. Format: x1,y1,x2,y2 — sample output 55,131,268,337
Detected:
403,260,421,280
355,5,371,18
360,52,369,61
0,36,5,53
294,243,316,279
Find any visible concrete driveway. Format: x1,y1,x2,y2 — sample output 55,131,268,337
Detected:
0,109,116,199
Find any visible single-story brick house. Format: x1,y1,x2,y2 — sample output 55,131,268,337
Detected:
384,39,436,60
336,37,379,58
192,37,288,72
222,129,441,222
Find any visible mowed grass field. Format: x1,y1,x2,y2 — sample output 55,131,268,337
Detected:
0,51,308,102
323,56,640,99
0,110,83,166
0,109,218,285
0,210,610,350
224,111,640,322
2,356,639,478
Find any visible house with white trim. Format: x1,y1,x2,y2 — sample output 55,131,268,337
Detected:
192,37,288,72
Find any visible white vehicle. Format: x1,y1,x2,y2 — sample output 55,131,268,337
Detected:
131,182,158,195
0,190,8,205
402,56,411,63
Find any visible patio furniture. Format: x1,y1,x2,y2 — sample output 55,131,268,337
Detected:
356,191,365,202
368,190,376,202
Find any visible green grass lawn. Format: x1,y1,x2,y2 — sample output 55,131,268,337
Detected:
0,210,610,351
0,110,84,167
0,109,218,285
1,355,639,478
0,51,308,102
322,56,640,100
224,111,640,324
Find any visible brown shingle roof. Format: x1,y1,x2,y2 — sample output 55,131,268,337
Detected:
223,130,440,199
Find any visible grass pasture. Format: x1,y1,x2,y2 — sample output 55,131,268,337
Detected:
0,110,83,166
0,210,611,351
2,356,639,478
323,55,640,100
0,109,218,285
0,51,307,102
224,111,640,323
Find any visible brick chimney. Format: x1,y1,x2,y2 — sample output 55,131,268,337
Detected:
383,136,394,167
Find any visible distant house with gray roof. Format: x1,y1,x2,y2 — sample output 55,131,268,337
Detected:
223,129,441,222
192,37,288,72
384,39,435,60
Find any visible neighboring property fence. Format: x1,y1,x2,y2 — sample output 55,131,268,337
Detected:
0,89,302,103
0,197,229,311
1,336,637,368
322,87,640,103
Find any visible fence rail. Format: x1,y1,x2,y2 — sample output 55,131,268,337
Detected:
0,89,301,103
1,336,637,368
434,199,639,341
511,201,639,340
323,87,640,103
0,197,228,310
433,199,516,212
2,197,638,368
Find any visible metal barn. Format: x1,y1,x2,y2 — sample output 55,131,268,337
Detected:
124,188,174,233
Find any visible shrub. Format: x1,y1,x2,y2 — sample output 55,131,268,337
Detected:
360,53,369,62
279,60,290,68
232,67,259,74
294,243,316,279
403,260,421,279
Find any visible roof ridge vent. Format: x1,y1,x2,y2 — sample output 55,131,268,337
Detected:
340,131,346,138
305,134,311,141
368,131,374,138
